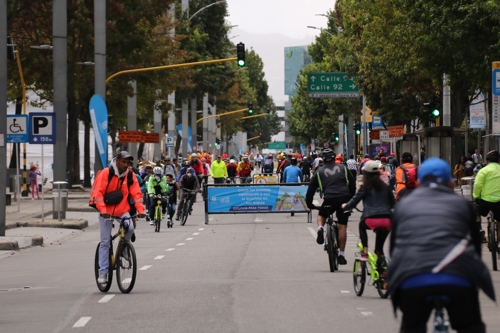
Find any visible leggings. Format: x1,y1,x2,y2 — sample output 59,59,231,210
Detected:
30,181,39,198
359,218,390,255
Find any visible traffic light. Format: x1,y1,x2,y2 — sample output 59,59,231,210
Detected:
266,107,271,116
333,133,339,142
247,101,253,114
215,138,220,146
237,42,245,67
259,132,262,137
423,95,441,121
355,124,361,135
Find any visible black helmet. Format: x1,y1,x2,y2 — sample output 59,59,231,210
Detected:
322,148,335,162
486,150,500,163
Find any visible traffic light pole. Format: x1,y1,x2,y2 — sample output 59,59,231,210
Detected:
245,135,261,142
196,108,249,124
106,57,237,84
240,113,268,120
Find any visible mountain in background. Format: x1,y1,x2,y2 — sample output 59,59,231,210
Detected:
232,28,315,107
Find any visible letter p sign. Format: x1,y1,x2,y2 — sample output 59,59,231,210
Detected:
33,117,49,134
29,112,55,144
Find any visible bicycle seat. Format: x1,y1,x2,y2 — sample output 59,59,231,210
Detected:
425,295,451,308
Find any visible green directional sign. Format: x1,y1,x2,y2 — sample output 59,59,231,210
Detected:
307,72,359,98
268,141,286,150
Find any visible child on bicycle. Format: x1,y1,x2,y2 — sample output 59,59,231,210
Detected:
147,167,170,223
165,173,177,222
342,160,395,259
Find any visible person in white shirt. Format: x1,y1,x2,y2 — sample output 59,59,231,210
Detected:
472,149,484,166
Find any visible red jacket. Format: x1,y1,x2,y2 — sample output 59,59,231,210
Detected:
190,160,204,175
91,167,145,217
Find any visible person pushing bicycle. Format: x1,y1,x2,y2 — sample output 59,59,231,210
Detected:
91,151,146,285
341,160,394,260
147,166,170,224
175,168,200,221
388,158,494,333
306,148,356,265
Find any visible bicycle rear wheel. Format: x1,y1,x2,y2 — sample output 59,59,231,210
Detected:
94,242,113,292
489,216,498,271
181,200,189,226
353,260,366,296
116,241,137,294
376,255,390,299
325,224,335,272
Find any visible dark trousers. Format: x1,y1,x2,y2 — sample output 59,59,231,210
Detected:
214,177,225,184
359,219,389,255
398,285,485,333
349,169,357,179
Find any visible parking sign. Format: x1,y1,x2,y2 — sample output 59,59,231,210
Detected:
29,112,56,144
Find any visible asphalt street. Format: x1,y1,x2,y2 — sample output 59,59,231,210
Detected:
1,194,499,332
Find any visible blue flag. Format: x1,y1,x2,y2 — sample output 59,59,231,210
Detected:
89,95,108,167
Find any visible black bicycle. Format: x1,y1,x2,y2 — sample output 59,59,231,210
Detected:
94,217,137,293
313,206,339,272
487,211,498,271
178,188,197,226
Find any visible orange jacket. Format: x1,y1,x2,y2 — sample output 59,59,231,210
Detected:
395,162,416,199
92,167,145,217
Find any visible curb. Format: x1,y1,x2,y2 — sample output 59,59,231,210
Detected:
5,219,88,231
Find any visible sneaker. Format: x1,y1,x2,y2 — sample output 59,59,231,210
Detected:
316,228,324,244
97,273,107,284
175,215,180,221
339,255,347,265
149,220,154,226
480,230,487,243
357,252,368,261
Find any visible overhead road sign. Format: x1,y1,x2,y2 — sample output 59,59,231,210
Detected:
142,133,159,143
29,113,55,144
268,141,286,150
7,115,29,143
119,130,160,143
307,72,359,98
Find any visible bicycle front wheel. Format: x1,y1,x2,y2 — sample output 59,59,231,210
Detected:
489,218,498,271
376,255,390,299
116,241,137,294
353,260,366,297
94,242,113,292
181,200,189,226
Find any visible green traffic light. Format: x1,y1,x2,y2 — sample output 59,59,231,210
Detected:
356,130,361,135
214,142,218,146
335,137,339,142
432,109,440,117
248,109,253,114
238,60,245,67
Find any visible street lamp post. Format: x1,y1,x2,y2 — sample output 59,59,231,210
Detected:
1,0,8,235
306,26,334,37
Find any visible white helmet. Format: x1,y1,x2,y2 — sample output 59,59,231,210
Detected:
230,159,235,164
153,167,163,175
191,153,197,157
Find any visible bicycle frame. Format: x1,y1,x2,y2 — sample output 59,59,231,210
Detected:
357,242,380,281
109,221,128,269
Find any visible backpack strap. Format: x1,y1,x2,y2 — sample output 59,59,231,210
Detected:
344,165,349,186
397,165,406,185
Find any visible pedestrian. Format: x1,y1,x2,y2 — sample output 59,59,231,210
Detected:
453,156,469,186
210,154,228,184
29,165,40,200
472,148,484,166
420,147,426,163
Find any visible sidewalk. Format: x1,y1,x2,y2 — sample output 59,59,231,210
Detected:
1,187,93,254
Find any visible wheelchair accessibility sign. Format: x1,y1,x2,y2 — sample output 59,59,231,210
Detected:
6,115,29,143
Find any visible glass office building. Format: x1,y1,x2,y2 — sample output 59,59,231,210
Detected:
284,46,312,96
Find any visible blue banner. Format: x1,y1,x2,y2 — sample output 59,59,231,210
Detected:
300,144,306,156
177,124,192,152
89,95,108,167
207,185,309,213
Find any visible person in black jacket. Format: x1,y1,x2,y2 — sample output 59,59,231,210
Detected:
342,160,395,259
300,156,312,181
388,158,494,333
306,148,356,265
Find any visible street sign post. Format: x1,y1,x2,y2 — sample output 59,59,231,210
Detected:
492,62,500,136
29,113,55,144
165,135,174,148
307,72,359,98
6,115,29,143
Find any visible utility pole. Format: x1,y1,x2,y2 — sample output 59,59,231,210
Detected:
127,81,137,159
0,0,8,235
94,0,106,169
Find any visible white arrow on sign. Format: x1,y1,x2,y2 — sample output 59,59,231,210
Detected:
350,84,357,89
311,76,316,82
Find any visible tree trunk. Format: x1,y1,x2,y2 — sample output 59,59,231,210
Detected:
83,119,91,187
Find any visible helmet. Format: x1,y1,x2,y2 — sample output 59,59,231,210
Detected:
486,150,500,163
230,159,235,164
336,154,343,161
153,167,162,175
183,160,190,166
154,158,161,163
164,156,171,161
322,148,335,162
362,161,380,173
191,153,197,157
201,158,206,162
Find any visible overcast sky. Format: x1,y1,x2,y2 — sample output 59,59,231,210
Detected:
224,0,335,105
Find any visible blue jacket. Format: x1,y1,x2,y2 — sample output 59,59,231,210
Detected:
282,165,303,183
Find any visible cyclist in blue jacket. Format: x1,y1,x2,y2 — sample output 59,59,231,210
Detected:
282,158,304,183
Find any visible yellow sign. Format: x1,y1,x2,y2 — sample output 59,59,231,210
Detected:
254,175,278,184
493,62,500,69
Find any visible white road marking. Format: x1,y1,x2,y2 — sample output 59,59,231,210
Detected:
198,228,204,231
122,278,132,284
254,218,263,222
307,227,318,238
192,233,199,235
98,295,115,303
177,243,185,246
186,238,193,241
139,265,152,270
73,317,91,328
361,312,373,316
340,290,350,293
154,255,165,260
166,248,175,251
209,218,213,221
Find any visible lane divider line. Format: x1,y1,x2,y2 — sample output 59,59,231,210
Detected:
73,317,91,328
340,290,350,293
361,312,373,316
307,227,317,239
177,243,185,246
198,228,204,231
139,265,152,271
154,255,165,260
98,295,115,303
166,248,175,251
186,238,193,241
192,233,199,235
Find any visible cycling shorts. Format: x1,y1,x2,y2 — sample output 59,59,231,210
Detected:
364,217,391,231
318,197,351,225
474,198,500,218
